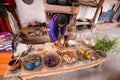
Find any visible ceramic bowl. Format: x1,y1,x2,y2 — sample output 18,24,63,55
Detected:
96,50,107,57
8,59,21,71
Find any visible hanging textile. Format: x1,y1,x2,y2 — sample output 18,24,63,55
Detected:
7,11,19,34
4,0,20,26
4,15,13,33
0,17,9,32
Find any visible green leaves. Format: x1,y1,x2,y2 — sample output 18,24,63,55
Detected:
94,36,118,53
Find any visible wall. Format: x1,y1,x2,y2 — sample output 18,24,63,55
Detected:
15,0,119,26
76,0,119,20
102,0,119,12
15,0,46,27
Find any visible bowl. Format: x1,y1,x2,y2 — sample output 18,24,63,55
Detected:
8,59,21,71
96,50,107,57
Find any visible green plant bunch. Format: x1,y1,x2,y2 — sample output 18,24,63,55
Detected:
94,36,118,53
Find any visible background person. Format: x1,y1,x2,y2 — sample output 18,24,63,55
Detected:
47,14,68,46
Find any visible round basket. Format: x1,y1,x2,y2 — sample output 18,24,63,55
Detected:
23,54,42,70
77,48,100,61
62,51,78,65
43,53,62,69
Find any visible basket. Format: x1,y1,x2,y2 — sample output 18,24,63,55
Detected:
62,50,78,65
77,48,100,61
43,53,62,69
22,53,43,71
20,27,50,44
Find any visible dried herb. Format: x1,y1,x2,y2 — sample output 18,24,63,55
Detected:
94,36,118,53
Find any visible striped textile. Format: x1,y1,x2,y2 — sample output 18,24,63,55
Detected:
0,32,12,51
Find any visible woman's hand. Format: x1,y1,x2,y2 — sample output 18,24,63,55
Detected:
55,40,61,46
60,35,64,39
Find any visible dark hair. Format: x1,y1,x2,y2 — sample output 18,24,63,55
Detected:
56,14,68,25
54,14,68,37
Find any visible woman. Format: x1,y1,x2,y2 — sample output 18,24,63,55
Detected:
47,14,68,46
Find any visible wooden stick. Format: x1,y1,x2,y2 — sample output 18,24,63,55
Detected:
13,52,22,65
93,0,104,24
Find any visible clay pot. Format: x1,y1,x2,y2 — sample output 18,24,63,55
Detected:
8,59,21,71
96,50,107,57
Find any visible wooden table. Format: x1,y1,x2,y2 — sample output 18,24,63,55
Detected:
4,42,102,80
21,59,102,80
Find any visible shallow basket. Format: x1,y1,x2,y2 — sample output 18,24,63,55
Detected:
20,27,50,44
77,48,100,61
22,53,43,71
62,51,78,65
43,53,62,70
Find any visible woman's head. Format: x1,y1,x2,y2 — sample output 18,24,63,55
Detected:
56,14,68,27
54,14,68,37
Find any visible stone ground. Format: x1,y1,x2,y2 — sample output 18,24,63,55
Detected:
1,22,120,80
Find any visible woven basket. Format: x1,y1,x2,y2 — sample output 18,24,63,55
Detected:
20,27,50,44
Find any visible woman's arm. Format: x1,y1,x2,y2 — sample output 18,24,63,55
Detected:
50,28,57,41
47,21,57,42
60,25,66,35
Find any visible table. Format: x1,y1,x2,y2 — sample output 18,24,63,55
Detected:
4,42,102,80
